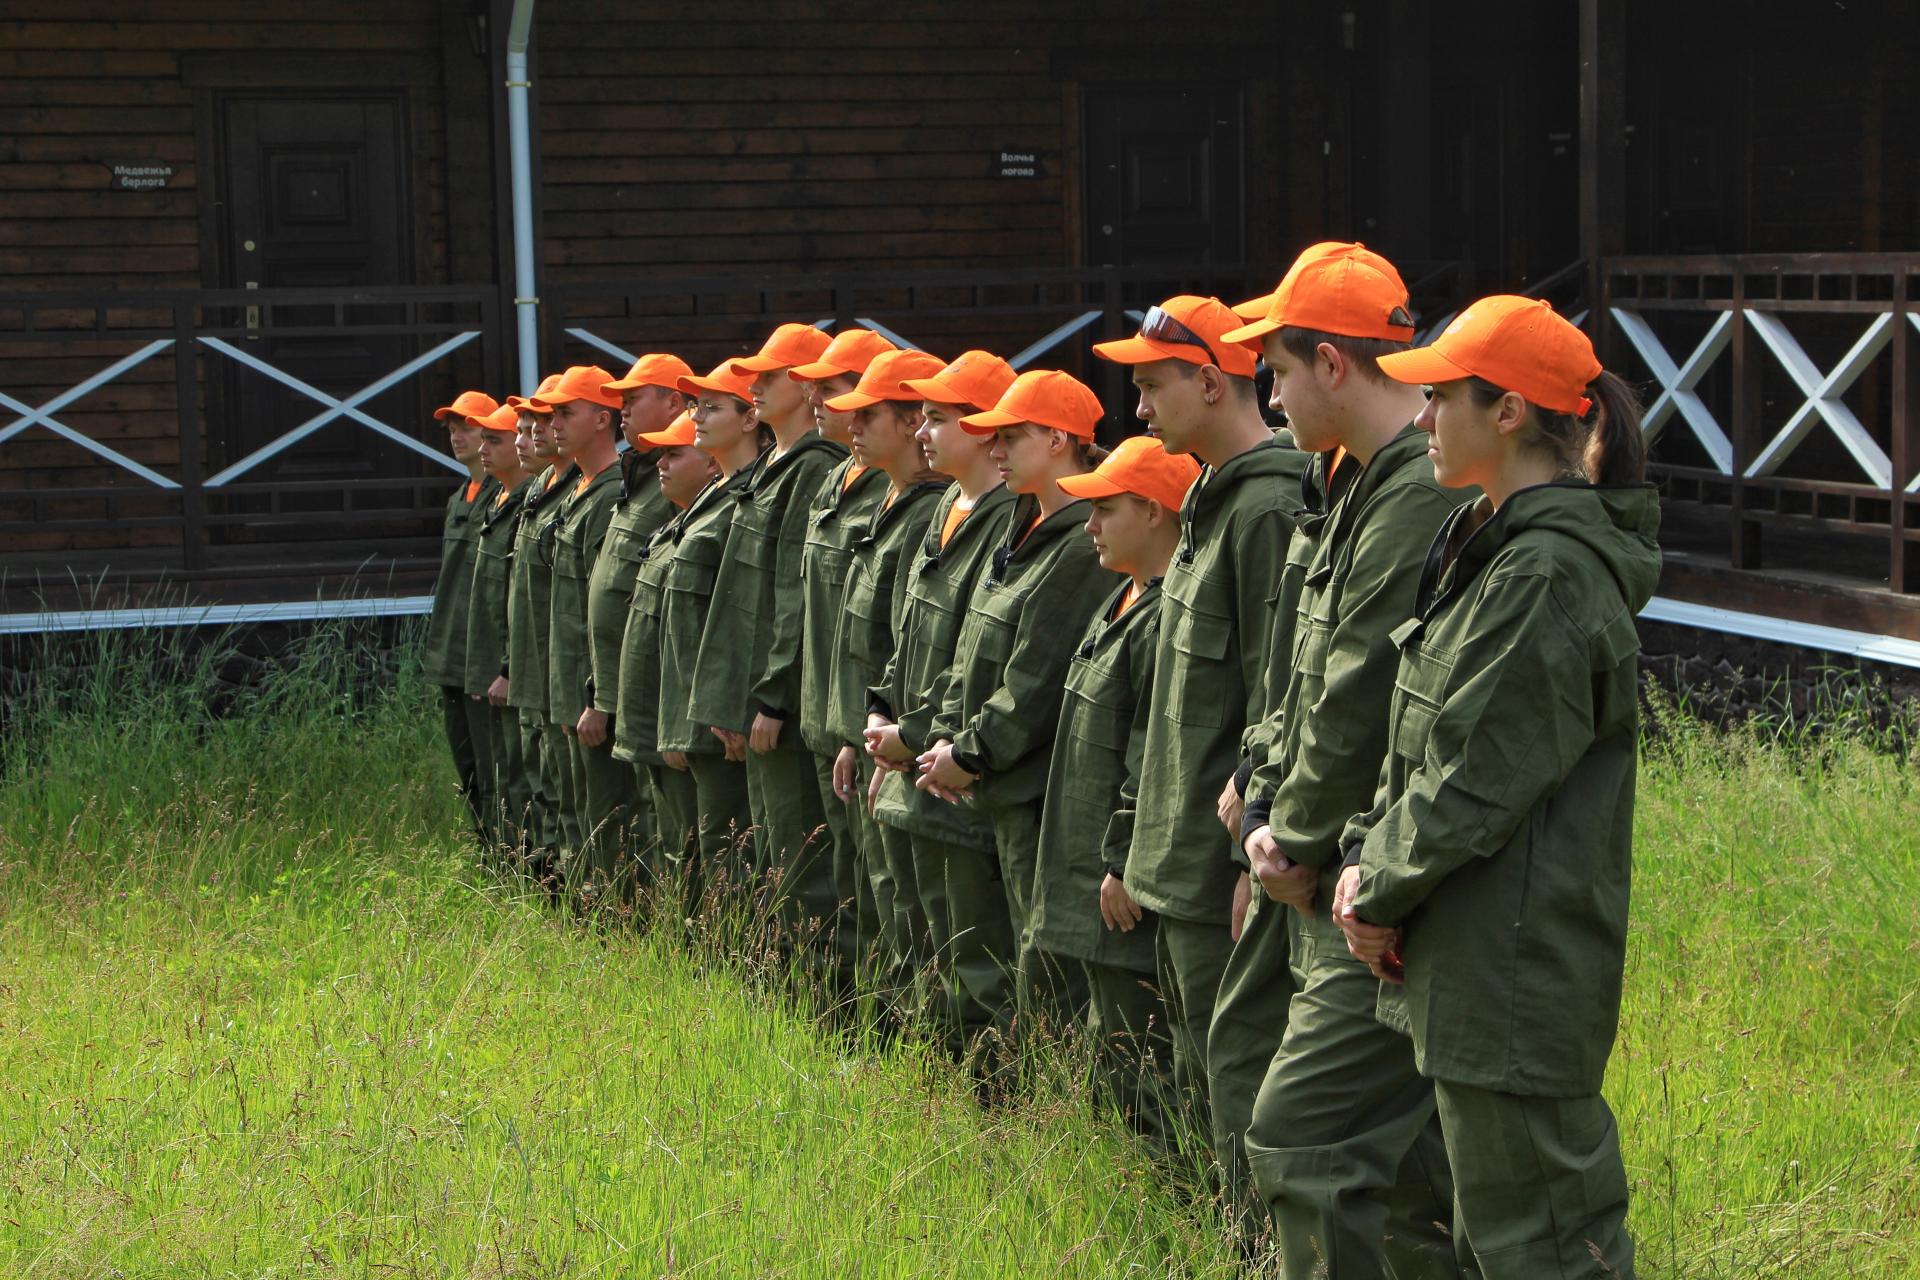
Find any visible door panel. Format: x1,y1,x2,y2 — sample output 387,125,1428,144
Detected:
1084,87,1245,271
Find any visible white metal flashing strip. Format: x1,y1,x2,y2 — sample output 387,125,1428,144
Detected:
564,327,639,367
0,595,434,636
1639,595,1920,669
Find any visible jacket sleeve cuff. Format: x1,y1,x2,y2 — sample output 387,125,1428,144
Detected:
1239,797,1273,843
867,694,895,720
756,704,787,721
1233,758,1253,796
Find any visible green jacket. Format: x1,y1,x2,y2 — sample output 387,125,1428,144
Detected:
420,477,495,688
926,494,1120,810
1347,483,1661,1097
503,464,578,717
1029,578,1161,972
610,513,682,766
1124,438,1299,925
798,461,889,758
656,462,761,756
827,478,948,748
1241,426,1459,869
689,433,848,734
587,451,675,716
868,482,1017,846
462,476,534,698
545,461,625,729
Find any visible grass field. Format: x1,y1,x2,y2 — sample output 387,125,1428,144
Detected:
1,628,1916,1277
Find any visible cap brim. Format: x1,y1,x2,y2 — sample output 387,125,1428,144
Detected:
1231,292,1277,320
823,389,882,412
1375,346,1473,388
730,354,789,374
636,427,695,447
603,376,672,392
959,408,1023,434
676,374,744,397
432,406,463,420
1218,316,1281,347
787,360,846,382
1055,471,1127,500
1091,335,1202,367
900,376,968,405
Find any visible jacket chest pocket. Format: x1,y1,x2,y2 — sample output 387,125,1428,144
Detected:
1160,572,1233,727
1064,645,1131,748
1389,618,1454,765
968,581,1026,670
730,513,778,571
665,542,720,599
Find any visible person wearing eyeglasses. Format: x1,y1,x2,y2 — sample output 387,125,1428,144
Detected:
1330,297,1654,1279
1029,435,1198,1146
862,351,1019,1051
422,389,502,845
915,370,1123,1068
1088,297,1302,1161
1212,243,1460,1275
687,323,849,958
652,362,770,894
613,411,720,892
501,375,577,890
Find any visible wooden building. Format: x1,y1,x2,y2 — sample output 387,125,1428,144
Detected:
1,0,1915,639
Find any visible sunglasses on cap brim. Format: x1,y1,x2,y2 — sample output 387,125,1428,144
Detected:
1140,306,1227,369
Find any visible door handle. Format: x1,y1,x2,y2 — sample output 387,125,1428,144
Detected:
245,280,260,339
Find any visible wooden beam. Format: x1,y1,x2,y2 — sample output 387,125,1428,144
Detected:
1578,0,1625,352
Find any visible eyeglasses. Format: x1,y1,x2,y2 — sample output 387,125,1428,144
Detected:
1139,305,1225,368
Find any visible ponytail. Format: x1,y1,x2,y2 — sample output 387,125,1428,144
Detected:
1580,370,1646,486
1071,437,1110,467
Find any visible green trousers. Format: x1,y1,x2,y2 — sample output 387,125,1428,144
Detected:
459,691,496,843
1085,957,1173,1148
942,832,1017,1052
903,830,963,1053
1155,913,1235,1150
440,686,483,838
685,752,752,895
747,740,836,950
1243,891,1456,1280
877,820,930,977
518,711,558,857
571,733,641,906
810,750,863,989
642,760,699,897
845,759,890,986
1434,1079,1635,1279
488,702,531,853
544,723,582,859
1208,889,1296,1226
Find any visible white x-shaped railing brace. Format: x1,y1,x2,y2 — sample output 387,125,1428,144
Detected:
1611,309,1735,474
200,332,477,485
0,339,183,488
1744,311,1895,487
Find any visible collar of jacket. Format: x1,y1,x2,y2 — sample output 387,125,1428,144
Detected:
989,493,1091,584
1076,575,1161,658
615,448,657,504
521,462,578,523
673,463,756,540
482,474,535,529
1313,422,1431,551
1414,480,1662,620
815,457,887,525
749,431,846,494
858,477,947,543
726,446,772,501
916,481,1013,568
1177,435,1289,563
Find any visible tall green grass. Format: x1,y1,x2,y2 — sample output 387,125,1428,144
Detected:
1,627,1916,1276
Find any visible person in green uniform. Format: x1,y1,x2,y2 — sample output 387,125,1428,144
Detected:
530,366,628,906
654,361,769,894
612,411,718,895
501,374,576,885
1089,296,1301,1155
776,327,900,976
463,401,533,853
915,369,1121,1059
571,353,691,907
1031,436,1197,1142
817,348,951,1000
689,323,848,954
1212,243,1460,1275
421,389,500,841
862,350,1017,1050
1329,297,1653,1280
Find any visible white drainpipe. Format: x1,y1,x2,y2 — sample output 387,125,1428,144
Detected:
505,0,540,394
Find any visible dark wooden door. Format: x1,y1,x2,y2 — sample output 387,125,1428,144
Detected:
212,94,414,489
1083,87,1245,273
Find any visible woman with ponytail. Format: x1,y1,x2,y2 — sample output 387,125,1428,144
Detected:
1333,296,1657,1278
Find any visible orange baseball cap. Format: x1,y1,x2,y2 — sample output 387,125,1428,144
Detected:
604,353,694,394
470,403,520,433
675,361,757,403
636,409,697,448
1092,295,1259,378
1377,295,1603,416
1057,434,1201,511
960,369,1104,440
434,389,499,421
506,373,563,414
531,365,622,410
731,322,834,375
788,328,898,382
1220,242,1416,346
823,349,949,412
902,349,1017,412
1231,289,1277,320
